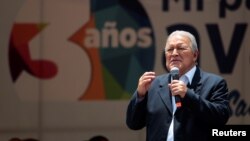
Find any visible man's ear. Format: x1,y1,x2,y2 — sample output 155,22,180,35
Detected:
193,51,199,61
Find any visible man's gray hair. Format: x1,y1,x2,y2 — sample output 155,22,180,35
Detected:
166,30,198,52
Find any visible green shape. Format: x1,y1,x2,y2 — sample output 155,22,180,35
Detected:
103,66,126,99
125,54,145,93
95,6,120,28
120,91,132,99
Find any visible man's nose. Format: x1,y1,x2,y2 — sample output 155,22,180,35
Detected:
172,48,179,55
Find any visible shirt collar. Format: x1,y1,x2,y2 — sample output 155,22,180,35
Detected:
182,65,196,84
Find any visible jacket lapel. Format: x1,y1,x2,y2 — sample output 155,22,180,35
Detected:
189,67,202,93
158,74,173,114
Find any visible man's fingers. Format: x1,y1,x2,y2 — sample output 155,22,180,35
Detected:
140,72,155,81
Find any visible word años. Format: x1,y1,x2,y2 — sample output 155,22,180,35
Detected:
84,22,152,48
212,129,246,136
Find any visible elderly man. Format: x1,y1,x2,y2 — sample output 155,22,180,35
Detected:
126,30,231,141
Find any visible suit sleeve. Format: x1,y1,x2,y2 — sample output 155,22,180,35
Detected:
126,91,147,130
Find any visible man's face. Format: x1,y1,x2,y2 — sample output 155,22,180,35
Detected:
165,35,198,76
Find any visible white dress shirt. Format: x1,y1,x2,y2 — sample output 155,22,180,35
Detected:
166,66,196,141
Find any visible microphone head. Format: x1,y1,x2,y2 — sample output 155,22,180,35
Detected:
170,67,179,80
170,67,179,73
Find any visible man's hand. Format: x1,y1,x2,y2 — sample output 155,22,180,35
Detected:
137,72,155,98
168,80,188,98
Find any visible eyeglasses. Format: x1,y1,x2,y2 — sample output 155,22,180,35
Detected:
165,46,190,54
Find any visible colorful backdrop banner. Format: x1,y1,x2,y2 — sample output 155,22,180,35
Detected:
0,0,249,141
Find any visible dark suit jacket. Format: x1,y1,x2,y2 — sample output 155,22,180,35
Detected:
126,67,231,141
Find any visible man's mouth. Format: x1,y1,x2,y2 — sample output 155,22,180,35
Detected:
170,59,181,63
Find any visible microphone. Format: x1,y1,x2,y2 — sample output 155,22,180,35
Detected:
170,67,182,108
